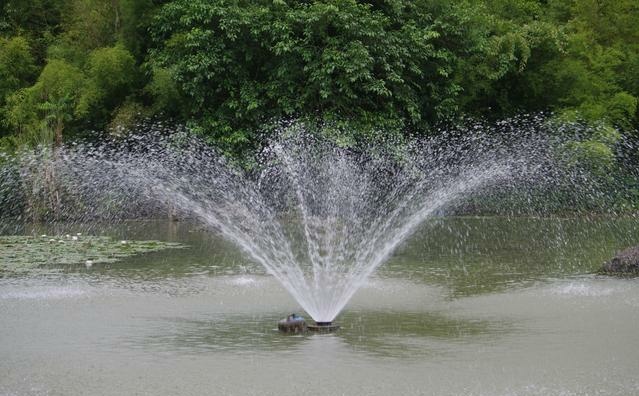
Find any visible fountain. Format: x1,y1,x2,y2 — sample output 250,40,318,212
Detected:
0,118,600,324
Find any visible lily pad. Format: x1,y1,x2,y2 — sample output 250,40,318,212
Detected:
0,234,184,273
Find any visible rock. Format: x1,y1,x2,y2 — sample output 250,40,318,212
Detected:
602,246,639,275
278,314,307,333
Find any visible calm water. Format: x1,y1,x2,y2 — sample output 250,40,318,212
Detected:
2,217,639,396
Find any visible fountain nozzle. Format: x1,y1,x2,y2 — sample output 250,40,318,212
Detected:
307,321,340,332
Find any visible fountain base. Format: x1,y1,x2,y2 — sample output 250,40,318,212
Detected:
307,322,340,332
278,315,340,333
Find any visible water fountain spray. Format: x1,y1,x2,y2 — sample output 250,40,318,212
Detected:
2,118,596,325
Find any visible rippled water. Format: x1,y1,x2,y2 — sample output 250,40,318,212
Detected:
1,218,639,396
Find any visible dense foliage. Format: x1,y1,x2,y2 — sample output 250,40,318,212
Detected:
0,0,638,212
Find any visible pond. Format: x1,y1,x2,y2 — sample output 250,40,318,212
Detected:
1,217,639,395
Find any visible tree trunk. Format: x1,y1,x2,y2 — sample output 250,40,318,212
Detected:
54,119,63,148
112,0,121,33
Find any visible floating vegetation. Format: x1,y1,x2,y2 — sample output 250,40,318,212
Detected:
0,234,184,273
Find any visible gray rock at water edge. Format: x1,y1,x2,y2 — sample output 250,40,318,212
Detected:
602,246,639,275
278,314,307,333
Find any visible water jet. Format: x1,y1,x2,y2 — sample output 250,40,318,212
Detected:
3,119,588,324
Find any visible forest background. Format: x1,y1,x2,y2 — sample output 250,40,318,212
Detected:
1,0,638,217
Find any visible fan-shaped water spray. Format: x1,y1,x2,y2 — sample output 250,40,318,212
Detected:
0,118,608,322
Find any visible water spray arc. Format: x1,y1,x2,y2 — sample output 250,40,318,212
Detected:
3,120,569,323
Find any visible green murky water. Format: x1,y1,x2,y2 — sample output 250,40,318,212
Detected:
1,218,639,395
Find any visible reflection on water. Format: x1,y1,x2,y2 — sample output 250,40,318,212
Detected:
4,217,639,296
122,310,513,359
385,216,639,296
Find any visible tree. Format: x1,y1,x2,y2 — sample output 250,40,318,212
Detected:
61,0,120,52
0,0,65,61
6,59,85,146
77,45,139,123
148,0,485,154
118,0,156,59
0,36,37,136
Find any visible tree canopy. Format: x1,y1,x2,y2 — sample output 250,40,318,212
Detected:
0,0,637,169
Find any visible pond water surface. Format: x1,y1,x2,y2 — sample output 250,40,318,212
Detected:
2,217,639,396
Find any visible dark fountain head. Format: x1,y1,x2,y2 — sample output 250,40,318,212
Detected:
308,321,340,332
